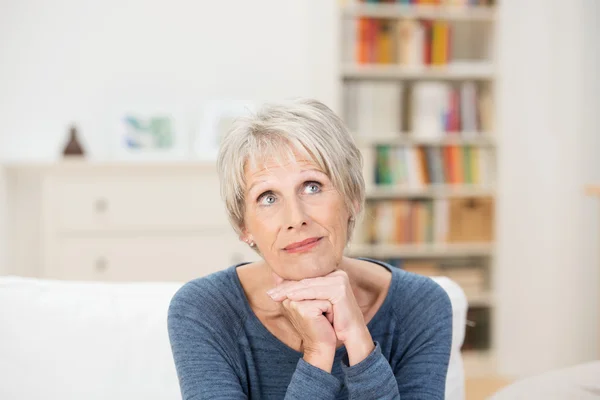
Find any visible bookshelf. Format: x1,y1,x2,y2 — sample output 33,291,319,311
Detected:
356,132,496,146
342,63,495,79
348,242,493,258
342,3,496,21
339,0,498,377
366,184,495,199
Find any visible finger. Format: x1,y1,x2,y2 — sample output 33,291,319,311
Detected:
293,300,333,318
278,284,344,303
290,274,346,291
269,277,339,300
324,305,334,325
271,279,304,293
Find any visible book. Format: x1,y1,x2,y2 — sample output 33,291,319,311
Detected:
396,19,424,66
345,81,404,137
372,144,494,187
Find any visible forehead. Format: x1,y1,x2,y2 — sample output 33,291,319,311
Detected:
244,151,322,180
243,137,325,178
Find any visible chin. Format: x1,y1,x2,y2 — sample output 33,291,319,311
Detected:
284,253,340,281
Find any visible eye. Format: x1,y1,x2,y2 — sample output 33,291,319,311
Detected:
257,191,276,206
304,181,322,194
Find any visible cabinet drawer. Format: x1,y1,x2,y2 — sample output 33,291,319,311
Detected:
48,174,229,232
46,232,260,282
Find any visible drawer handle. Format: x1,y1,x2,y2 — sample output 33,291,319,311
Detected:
95,198,108,213
95,257,108,272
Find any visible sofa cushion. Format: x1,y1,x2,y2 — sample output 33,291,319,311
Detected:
0,274,466,400
490,361,600,400
0,276,182,400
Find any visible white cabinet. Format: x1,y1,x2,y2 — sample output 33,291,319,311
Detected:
5,161,263,282
53,233,254,282
51,175,228,232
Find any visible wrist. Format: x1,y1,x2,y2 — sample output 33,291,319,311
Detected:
343,326,374,366
303,344,335,373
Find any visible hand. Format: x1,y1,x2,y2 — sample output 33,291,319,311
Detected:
268,270,375,366
280,298,337,372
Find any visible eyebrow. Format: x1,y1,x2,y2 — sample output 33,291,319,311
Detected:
246,168,326,197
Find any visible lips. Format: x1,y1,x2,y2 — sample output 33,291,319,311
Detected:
284,237,321,250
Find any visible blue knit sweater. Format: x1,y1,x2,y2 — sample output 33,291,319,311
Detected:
168,258,452,399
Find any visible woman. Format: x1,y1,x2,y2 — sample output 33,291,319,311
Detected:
168,98,452,399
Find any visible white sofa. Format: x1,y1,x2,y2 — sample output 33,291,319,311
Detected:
0,275,467,400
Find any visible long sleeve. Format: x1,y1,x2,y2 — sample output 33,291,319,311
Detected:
168,310,248,399
340,278,453,400
392,279,453,399
284,358,342,399
341,342,400,399
169,308,343,400
167,277,345,400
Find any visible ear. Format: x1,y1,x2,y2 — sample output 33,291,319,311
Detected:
239,227,253,244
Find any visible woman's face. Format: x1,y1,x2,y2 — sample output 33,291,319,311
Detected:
242,153,350,281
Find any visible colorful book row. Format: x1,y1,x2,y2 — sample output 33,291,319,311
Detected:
356,0,492,5
364,199,437,244
359,197,494,245
344,81,493,137
374,145,496,186
356,18,451,65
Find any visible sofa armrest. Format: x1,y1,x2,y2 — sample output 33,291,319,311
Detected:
431,276,468,400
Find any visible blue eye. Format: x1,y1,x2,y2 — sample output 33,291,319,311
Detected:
264,195,276,204
305,181,322,194
258,192,276,205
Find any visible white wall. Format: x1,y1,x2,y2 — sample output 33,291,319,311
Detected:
0,0,338,161
0,167,6,274
496,0,600,377
0,0,338,274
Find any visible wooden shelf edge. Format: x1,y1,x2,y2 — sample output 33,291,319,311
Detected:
462,349,498,378
342,4,497,21
347,242,494,258
341,63,496,80
585,185,600,197
355,133,496,146
365,185,496,198
467,292,494,308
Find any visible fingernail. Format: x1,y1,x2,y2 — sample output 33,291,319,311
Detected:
266,289,277,297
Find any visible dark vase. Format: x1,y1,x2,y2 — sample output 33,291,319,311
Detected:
63,125,85,157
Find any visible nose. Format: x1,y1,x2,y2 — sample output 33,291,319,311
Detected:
284,197,307,231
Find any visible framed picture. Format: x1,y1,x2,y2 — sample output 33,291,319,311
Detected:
112,108,189,161
194,100,256,161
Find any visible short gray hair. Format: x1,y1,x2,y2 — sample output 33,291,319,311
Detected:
216,98,365,244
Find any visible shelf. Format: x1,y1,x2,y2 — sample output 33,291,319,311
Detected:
2,159,218,173
467,292,494,308
342,4,496,21
462,349,497,378
342,63,495,80
356,133,496,147
347,242,493,258
366,185,495,199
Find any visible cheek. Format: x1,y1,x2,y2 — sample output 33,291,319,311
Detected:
245,206,280,238
309,199,349,234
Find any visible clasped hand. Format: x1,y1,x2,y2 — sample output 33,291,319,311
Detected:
267,270,374,370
